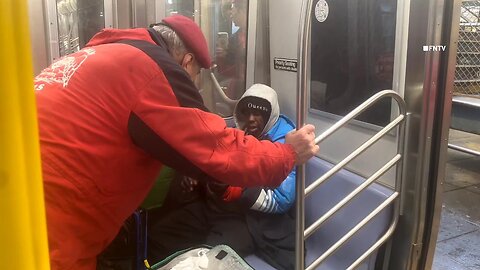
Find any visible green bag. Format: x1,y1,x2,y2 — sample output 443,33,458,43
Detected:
148,245,254,270
141,167,176,209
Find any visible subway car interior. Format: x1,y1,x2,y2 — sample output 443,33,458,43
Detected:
1,0,469,269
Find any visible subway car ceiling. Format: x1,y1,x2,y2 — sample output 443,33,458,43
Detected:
27,0,459,269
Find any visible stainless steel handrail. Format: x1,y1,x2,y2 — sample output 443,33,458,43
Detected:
448,143,480,156
304,154,402,238
306,193,399,270
131,0,137,27
302,91,406,269
347,215,398,269
296,1,407,269
208,66,238,106
306,111,404,196
295,0,313,269
314,90,407,145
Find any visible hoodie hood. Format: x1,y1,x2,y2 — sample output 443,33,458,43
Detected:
234,84,280,138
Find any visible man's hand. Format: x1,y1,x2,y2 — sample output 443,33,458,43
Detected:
285,124,319,165
180,176,198,193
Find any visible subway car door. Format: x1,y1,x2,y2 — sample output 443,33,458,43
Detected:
269,0,457,269
270,0,415,269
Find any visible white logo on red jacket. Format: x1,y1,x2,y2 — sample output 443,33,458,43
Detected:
35,48,96,90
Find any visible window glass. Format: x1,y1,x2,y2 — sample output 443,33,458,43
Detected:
166,0,195,18
214,0,248,102
56,0,105,56
168,0,248,117
310,0,397,127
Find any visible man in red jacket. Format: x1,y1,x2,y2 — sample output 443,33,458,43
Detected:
35,15,318,269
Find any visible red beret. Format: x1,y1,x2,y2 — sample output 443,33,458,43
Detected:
162,15,212,68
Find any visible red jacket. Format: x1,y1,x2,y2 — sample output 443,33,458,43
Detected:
34,28,295,269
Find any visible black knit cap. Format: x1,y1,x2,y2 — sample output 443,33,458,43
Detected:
236,96,271,123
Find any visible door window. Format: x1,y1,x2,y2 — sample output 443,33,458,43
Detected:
165,0,249,117
214,0,248,101
166,0,195,19
309,0,397,127
55,0,105,57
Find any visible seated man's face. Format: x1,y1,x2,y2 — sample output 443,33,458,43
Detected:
241,108,266,138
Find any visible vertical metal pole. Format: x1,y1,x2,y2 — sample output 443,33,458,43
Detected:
45,0,60,62
104,0,115,28
131,0,137,27
154,0,166,21
296,0,314,269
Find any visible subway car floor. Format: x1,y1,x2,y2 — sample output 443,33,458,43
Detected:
432,129,480,270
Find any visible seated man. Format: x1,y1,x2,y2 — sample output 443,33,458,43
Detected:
147,84,296,270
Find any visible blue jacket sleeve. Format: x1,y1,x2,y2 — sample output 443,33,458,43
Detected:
240,116,297,214
245,165,296,214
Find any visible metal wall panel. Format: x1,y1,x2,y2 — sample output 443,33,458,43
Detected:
253,0,270,86
270,0,453,268
388,0,454,269
116,0,133,28
269,0,402,187
268,0,302,120
131,0,157,27
43,0,108,63
423,1,461,268
29,0,49,75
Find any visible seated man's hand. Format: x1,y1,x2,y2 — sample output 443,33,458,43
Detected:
180,176,199,193
205,181,243,203
285,124,319,165
205,181,229,198
222,186,243,202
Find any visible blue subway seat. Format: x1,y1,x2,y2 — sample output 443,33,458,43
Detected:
245,157,394,270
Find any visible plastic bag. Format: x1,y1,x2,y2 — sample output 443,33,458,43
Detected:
150,245,254,270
